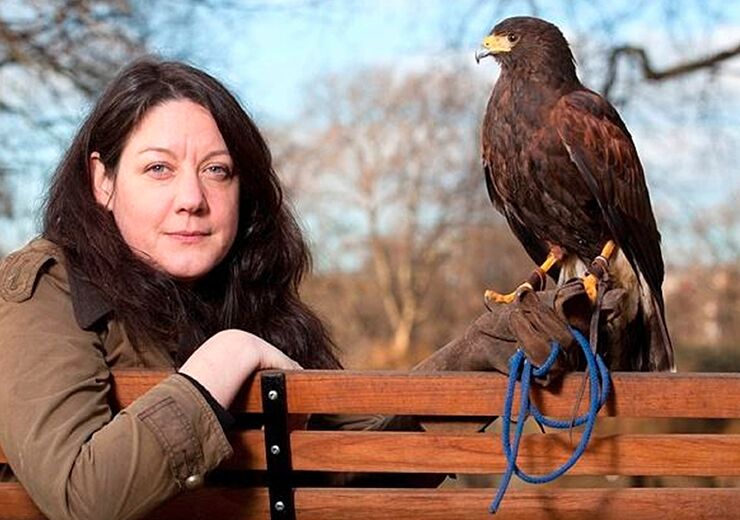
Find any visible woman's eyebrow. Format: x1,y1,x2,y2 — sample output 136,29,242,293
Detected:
138,146,176,157
201,150,231,162
137,147,231,161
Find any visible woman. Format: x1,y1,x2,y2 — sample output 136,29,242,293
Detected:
0,57,583,520
0,57,341,519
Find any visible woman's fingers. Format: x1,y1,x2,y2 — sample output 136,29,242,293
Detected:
257,343,303,371
179,329,300,409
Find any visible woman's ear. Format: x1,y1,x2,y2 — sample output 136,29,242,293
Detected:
90,152,115,210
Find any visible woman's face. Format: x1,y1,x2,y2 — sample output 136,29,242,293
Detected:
92,99,240,281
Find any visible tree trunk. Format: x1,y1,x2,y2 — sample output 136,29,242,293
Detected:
390,314,414,359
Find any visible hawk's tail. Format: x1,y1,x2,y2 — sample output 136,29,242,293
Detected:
645,291,675,371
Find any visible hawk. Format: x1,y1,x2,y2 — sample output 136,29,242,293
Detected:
475,16,674,370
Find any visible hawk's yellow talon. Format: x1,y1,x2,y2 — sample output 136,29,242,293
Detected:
484,251,560,306
485,282,533,305
583,273,598,303
484,289,517,305
582,240,617,304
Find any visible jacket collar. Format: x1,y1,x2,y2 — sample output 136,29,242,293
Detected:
68,267,114,330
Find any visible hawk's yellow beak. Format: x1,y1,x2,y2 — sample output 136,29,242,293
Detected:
475,34,513,63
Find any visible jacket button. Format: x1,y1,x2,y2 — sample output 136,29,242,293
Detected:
184,474,204,490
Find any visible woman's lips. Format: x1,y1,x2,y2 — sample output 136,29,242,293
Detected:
166,231,210,243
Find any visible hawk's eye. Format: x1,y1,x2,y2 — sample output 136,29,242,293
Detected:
507,34,519,43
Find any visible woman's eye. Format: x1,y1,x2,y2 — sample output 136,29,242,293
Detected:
145,163,170,177
204,165,232,179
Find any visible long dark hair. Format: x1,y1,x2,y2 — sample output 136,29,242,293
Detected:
43,57,341,369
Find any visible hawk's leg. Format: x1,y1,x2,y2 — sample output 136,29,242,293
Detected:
583,240,617,302
484,250,560,305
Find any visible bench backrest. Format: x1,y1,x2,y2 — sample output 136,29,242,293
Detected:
2,370,739,519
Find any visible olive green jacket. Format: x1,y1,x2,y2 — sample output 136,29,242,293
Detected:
0,239,233,519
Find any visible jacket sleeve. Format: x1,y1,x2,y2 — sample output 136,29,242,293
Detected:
0,264,233,520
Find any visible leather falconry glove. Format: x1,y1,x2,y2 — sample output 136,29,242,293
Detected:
413,278,617,432
413,278,601,381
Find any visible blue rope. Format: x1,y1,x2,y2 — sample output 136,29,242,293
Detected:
489,327,611,513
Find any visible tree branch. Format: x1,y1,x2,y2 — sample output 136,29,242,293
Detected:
602,41,740,99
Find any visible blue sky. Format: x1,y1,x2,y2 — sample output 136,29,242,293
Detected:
151,0,740,124
154,1,472,123
1,0,738,256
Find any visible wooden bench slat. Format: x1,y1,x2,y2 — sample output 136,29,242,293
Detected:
110,370,740,418
151,487,269,520
0,483,42,520
219,430,740,476
281,431,740,476
267,371,740,418
293,488,740,520
3,484,739,520
0,483,270,520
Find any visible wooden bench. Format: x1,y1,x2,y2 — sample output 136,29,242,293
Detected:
1,370,739,519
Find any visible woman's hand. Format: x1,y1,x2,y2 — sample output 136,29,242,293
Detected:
178,329,301,409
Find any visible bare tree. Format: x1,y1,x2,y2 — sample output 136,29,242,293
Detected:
0,1,151,248
273,65,532,365
0,1,149,147
0,0,329,250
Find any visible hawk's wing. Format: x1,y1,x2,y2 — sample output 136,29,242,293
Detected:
553,89,674,370
483,160,552,273
552,89,664,304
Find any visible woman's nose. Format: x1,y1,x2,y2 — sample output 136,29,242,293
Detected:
174,170,207,214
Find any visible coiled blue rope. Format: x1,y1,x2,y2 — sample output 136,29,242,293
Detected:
489,327,611,513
